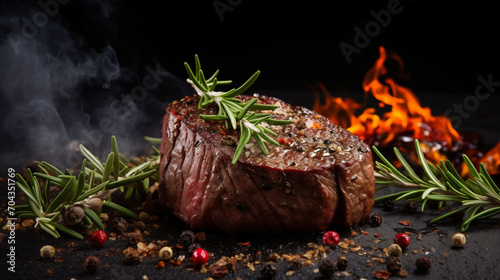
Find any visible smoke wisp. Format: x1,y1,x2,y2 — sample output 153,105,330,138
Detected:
0,1,189,171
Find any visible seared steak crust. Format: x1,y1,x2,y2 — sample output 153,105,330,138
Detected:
159,95,374,234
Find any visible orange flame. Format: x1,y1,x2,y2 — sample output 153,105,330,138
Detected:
313,46,461,164
479,141,500,175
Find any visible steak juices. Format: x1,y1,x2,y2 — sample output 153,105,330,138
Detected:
158,95,375,234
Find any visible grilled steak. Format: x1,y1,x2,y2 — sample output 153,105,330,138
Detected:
158,94,375,234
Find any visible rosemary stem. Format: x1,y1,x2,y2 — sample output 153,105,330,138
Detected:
373,139,500,232
184,55,291,163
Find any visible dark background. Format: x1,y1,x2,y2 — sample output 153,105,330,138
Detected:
64,0,499,93
1,0,499,170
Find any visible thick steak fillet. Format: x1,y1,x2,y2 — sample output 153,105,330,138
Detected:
158,95,375,234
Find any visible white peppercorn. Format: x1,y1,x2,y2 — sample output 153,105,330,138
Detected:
159,246,173,261
452,233,466,247
85,197,103,212
387,243,402,257
40,245,55,259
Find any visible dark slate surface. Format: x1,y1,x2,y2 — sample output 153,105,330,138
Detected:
1,181,500,280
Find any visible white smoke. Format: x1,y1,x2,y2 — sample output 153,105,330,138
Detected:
0,1,189,171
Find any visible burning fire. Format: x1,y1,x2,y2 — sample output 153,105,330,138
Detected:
313,46,499,174
479,141,500,175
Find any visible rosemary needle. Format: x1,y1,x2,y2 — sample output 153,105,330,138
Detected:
374,139,500,232
10,136,160,239
184,54,292,164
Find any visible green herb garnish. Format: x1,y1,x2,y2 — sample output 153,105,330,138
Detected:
374,139,500,232
9,136,159,239
184,55,292,164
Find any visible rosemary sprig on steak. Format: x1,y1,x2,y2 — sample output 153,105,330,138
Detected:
9,136,159,239
184,55,292,164
374,139,500,232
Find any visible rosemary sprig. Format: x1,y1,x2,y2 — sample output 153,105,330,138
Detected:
10,135,160,239
184,55,292,164
374,139,500,232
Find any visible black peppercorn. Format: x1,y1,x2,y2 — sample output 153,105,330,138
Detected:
180,230,196,246
84,256,100,272
319,259,336,278
261,263,277,279
387,257,402,275
370,214,383,227
188,242,201,253
336,257,348,271
415,256,431,273
383,199,394,211
404,201,417,213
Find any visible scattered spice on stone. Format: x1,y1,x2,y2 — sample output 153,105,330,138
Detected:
40,245,55,259
336,256,348,271
394,233,410,250
192,248,209,265
98,213,109,222
373,270,391,280
382,199,394,211
134,220,146,231
260,263,277,279
319,259,336,278
268,253,280,262
452,233,466,247
84,256,100,272
113,217,129,233
370,214,383,227
128,232,143,245
209,263,229,278
387,244,402,257
403,201,417,213
398,220,411,226
123,247,141,265
386,257,402,275
159,246,174,261
188,243,201,253
415,256,431,273
138,211,151,221
90,230,108,247
155,261,165,269
180,230,196,246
